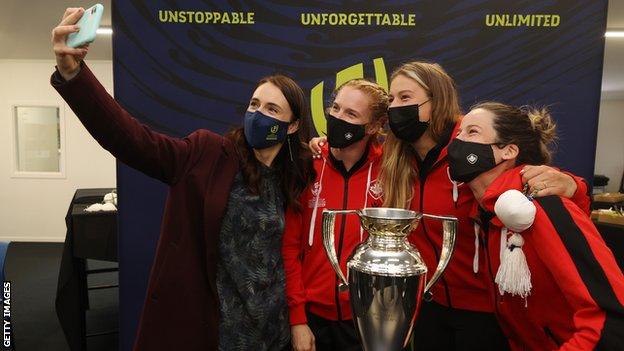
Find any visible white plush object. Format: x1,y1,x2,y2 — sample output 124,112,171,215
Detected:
494,190,536,232
493,190,536,300
85,194,118,212
85,203,104,212
101,202,117,211
85,203,117,212
103,192,117,206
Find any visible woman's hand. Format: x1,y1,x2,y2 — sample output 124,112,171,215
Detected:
521,165,578,198
51,7,89,81
291,324,316,351
309,137,326,159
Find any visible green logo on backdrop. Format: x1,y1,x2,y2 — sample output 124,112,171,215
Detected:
310,57,388,137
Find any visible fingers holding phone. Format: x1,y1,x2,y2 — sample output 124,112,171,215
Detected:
62,7,84,21
52,7,87,80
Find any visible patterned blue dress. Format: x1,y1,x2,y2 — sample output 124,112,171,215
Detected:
217,166,290,350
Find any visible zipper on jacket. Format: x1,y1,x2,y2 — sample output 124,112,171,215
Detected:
327,148,370,321
334,175,350,321
481,225,502,317
543,327,561,347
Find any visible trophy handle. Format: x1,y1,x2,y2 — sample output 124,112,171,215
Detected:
322,209,358,291
421,214,457,298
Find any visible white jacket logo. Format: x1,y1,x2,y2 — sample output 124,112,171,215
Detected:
309,181,326,208
368,179,384,200
311,181,322,197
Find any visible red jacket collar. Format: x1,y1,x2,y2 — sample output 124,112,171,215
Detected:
437,118,462,164
481,165,526,211
416,118,462,173
469,165,527,228
319,140,383,167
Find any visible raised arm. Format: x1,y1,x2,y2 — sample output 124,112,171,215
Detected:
51,8,220,185
522,165,591,214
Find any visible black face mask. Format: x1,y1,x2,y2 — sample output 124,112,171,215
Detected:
326,114,366,148
388,101,430,142
447,139,502,183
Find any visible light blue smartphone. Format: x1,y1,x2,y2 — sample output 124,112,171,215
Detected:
66,4,104,48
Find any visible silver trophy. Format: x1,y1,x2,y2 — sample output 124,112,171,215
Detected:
323,207,457,351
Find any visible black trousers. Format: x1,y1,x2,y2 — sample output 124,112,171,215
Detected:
306,311,362,351
411,301,510,351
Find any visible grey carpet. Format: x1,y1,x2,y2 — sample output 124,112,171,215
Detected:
5,242,118,351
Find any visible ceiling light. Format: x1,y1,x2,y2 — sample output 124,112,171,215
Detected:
605,30,624,38
97,27,113,35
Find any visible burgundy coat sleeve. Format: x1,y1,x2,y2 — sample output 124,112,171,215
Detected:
51,63,223,185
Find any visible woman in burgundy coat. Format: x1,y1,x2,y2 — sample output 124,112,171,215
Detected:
51,8,314,351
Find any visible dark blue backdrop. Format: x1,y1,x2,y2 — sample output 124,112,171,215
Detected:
111,1,608,350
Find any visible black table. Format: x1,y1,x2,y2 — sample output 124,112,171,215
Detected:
592,200,624,211
71,202,118,261
56,188,118,351
595,221,624,272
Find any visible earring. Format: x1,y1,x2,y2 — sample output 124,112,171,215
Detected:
287,135,294,162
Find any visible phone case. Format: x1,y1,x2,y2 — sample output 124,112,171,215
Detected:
66,4,104,48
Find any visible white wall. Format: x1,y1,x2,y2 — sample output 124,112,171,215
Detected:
594,99,624,192
0,60,116,242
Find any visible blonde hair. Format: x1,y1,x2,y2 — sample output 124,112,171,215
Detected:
333,79,389,125
473,102,557,165
380,61,462,208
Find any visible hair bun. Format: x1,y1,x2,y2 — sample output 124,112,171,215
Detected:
523,106,557,145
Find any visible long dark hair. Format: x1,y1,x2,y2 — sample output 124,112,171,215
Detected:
225,75,314,212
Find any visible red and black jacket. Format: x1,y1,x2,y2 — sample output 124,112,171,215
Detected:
282,143,383,325
472,166,624,350
408,120,591,313
407,121,493,311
